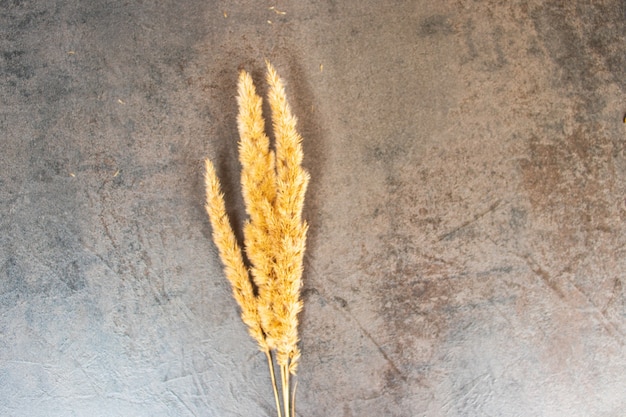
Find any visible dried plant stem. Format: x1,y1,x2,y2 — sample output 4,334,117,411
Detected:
281,364,290,417
204,62,307,417
265,351,282,417
292,380,297,417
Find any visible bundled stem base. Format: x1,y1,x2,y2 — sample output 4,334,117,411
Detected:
204,61,309,417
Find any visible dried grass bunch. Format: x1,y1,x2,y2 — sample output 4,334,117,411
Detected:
204,61,309,417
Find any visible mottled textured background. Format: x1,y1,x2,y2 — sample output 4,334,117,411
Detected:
1,1,625,416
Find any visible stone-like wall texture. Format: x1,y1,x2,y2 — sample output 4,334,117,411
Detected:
1,1,625,416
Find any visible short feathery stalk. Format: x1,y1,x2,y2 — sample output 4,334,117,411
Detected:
204,62,307,417
266,61,309,374
204,160,268,352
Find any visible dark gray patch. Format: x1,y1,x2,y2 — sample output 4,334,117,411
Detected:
362,130,415,168
358,232,451,369
1,50,34,79
461,19,478,62
526,37,544,57
61,260,85,292
1,256,24,294
461,19,507,71
37,73,74,104
531,3,626,100
419,15,453,36
490,26,508,70
509,207,527,230
364,144,406,166
32,158,68,183
16,10,47,30
333,296,348,309
301,287,320,301
1,0,25,7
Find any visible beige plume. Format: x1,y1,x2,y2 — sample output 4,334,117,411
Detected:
204,62,308,417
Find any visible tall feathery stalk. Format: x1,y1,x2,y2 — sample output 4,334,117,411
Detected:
204,61,308,417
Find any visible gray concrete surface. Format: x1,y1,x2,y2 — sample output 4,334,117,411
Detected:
1,1,625,416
